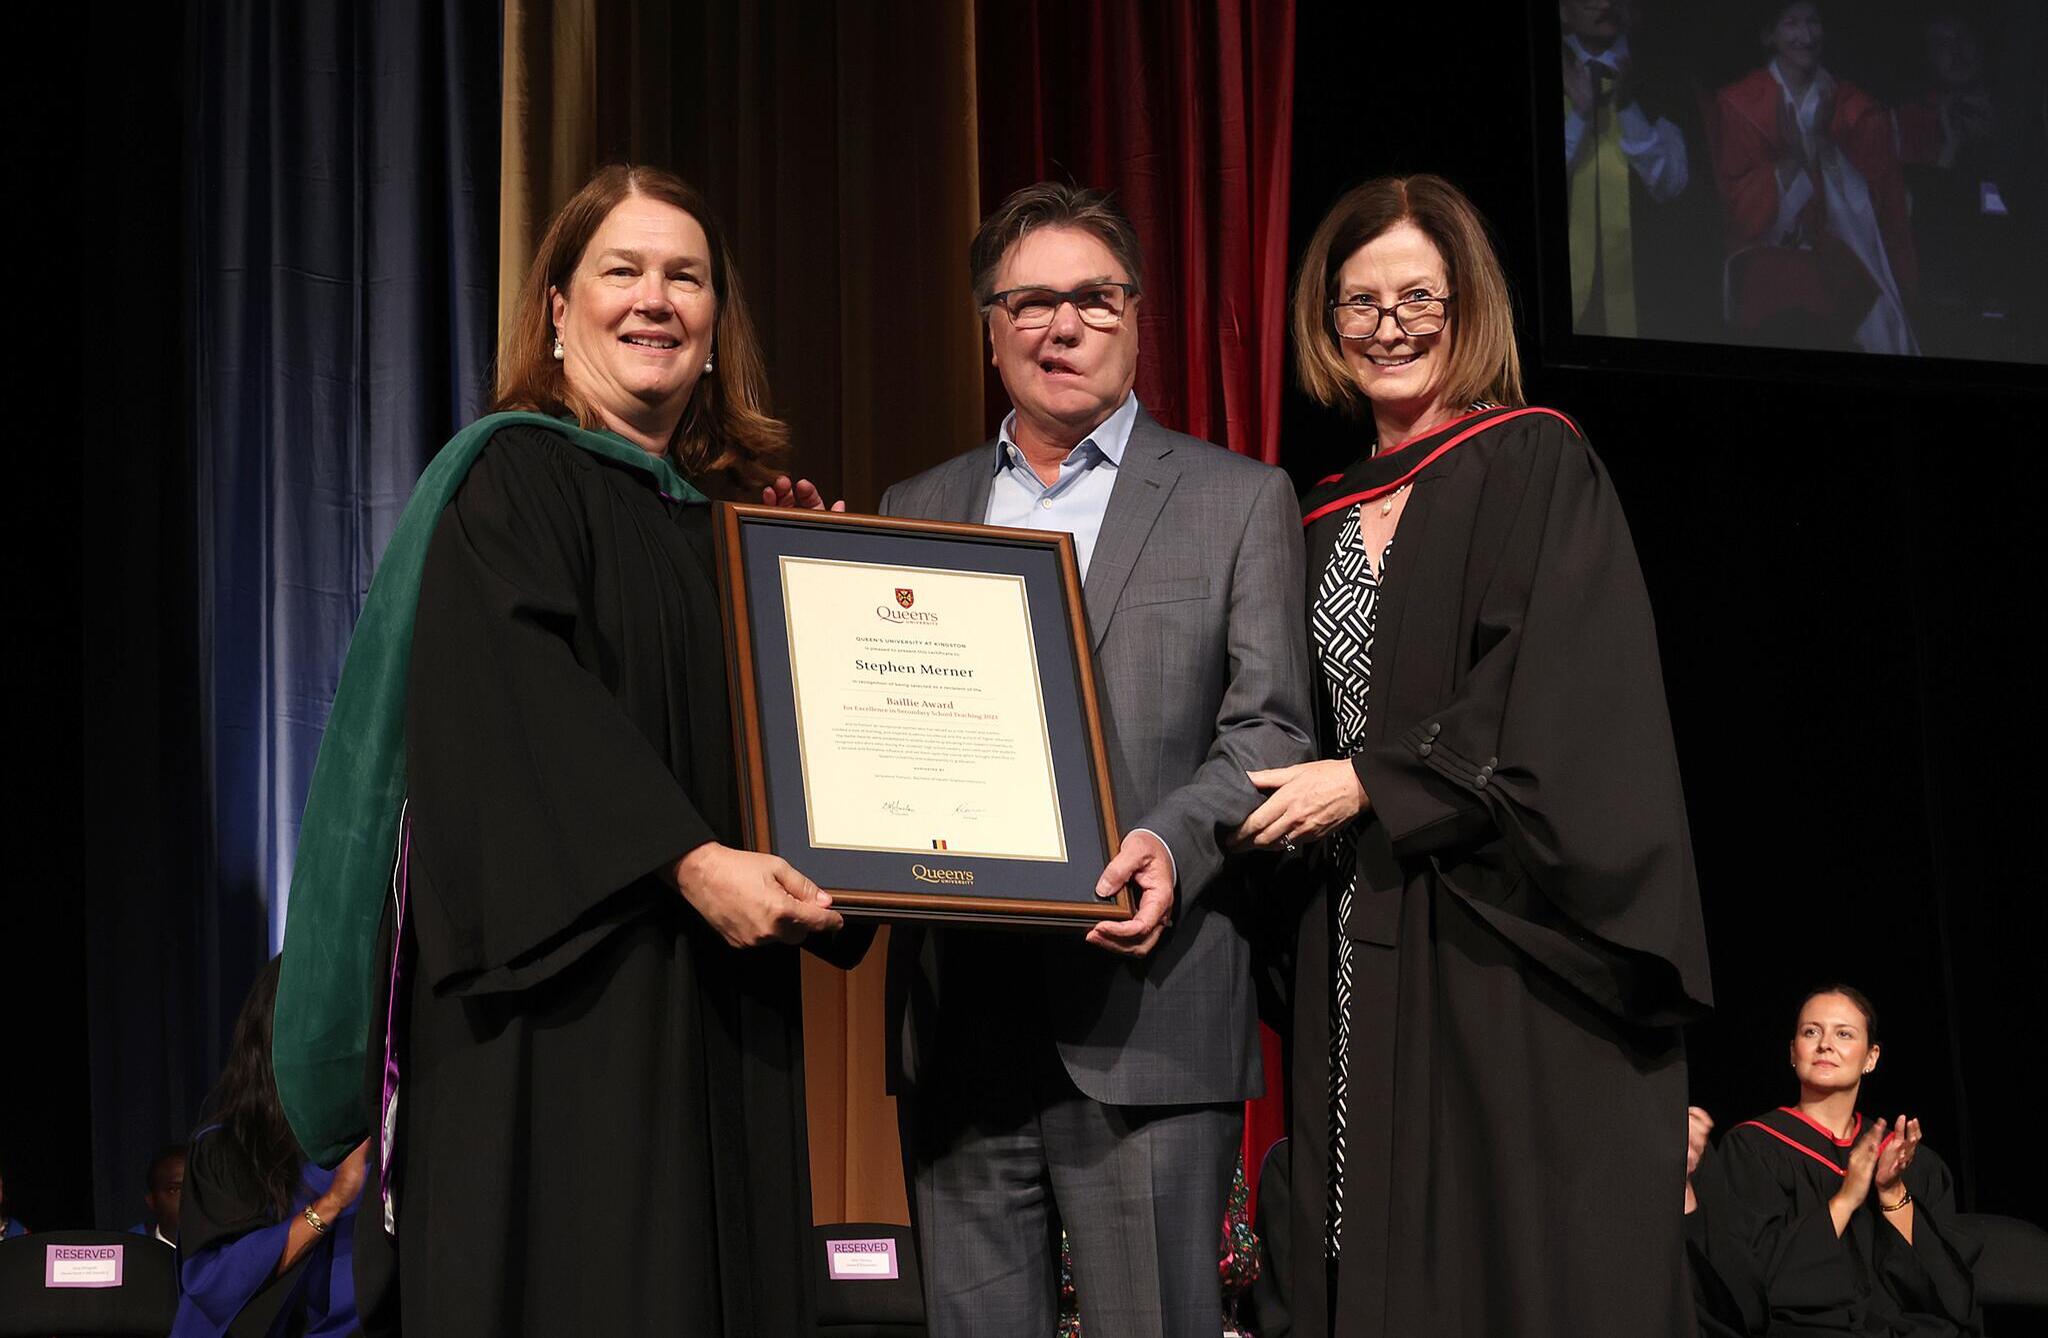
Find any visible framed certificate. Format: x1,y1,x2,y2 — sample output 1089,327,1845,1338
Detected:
714,503,1131,926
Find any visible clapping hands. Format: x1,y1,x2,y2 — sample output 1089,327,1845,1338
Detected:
1874,1114,1922,1201
1684,1106,1713,1214
1835,1114,1908,1237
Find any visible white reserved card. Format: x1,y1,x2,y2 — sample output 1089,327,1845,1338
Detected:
825,1236,899,1281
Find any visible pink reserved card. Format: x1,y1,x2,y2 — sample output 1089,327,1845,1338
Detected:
45,1243,125,1288
825,1236,899,1281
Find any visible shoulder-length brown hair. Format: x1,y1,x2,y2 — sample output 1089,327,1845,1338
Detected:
1290,174,1524,418
495,164,787,493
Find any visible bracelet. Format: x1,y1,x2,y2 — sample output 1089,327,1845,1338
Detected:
1880,1191,1913,1213
302,1205,331,1234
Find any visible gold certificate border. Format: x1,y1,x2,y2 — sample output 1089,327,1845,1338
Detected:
777,554,1068,862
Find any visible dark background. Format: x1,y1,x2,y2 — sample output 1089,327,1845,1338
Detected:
1549,0,2048,363
8,0,2043,1234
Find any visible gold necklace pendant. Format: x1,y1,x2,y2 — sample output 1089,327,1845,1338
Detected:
1380,483,1407,516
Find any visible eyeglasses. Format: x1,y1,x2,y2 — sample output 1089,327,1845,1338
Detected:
988,283,1140,331
1328,294,1456,339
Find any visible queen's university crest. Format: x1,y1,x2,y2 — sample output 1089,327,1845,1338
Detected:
895,588,915,609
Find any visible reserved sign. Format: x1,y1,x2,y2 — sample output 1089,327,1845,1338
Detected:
825,1236,899,1281
46,1243,125,1288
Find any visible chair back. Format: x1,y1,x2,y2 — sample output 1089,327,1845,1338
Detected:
812,1221,925,1338
1956,1211,2048,1309
0,1229,178,1336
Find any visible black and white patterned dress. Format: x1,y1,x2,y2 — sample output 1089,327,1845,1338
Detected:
1309,502,1390,1259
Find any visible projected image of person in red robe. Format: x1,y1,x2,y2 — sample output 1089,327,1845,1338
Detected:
1712,2,1920,354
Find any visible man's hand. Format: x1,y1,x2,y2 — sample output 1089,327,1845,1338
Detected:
761,475,847,512
1812,69,1837,134
1608,49,1636,110
1776,92,1809,188
672,842,843,948
1562,46,1596,118
1086,830,1175,957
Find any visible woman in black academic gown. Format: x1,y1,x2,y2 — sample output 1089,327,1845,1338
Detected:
305,165,845,1336
1236,174,1713,1336
1692,986,1982,1336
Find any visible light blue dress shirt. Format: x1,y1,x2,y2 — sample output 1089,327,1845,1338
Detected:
983,392,1140,581
980,392,1175,886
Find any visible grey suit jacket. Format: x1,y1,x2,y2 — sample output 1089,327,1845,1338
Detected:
875,405,1314,1107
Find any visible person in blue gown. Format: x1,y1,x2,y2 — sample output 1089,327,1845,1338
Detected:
174,957,365,1338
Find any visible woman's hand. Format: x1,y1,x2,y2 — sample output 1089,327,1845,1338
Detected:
1686,1106,1714,1177
1232,760,1368,851
672,842,844,948
760,475,847,512
1828,1116,1888,1235
1684,1106,1713,1214
1873,1114,1921,1199
278,1138,371,1276
319,1140,371,1218
1873,1113,1920,1240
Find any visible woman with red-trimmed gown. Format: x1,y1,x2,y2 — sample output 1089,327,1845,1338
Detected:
1240,172,1712,1336
1691,986,1982,1336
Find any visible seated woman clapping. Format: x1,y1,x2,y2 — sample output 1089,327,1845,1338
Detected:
1690,985,1982,1337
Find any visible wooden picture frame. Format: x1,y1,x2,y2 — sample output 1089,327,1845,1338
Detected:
714,503,1131,927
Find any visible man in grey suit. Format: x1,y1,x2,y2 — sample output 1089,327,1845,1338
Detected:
861,182,1313,1338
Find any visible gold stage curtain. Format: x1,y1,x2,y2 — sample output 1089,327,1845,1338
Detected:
499,0,985,1225
498,0,598,347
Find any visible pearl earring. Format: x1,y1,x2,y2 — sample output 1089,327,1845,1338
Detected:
552,335,565,361
703,353,715,374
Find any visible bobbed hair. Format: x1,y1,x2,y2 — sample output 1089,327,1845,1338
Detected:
1795,982,1881,1045
968,182,1147,310
1290,174,1524,420
494,164,788,495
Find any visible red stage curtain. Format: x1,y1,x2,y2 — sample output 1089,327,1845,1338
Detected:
973,0,1298,1209
975,0,1297,465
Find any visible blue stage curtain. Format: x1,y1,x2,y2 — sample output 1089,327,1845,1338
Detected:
85,0,497,1229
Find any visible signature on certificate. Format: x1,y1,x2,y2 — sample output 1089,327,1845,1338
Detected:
881,799,914,816
953,803,986,821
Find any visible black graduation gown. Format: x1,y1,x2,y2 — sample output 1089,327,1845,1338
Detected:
1694,1109,1982,1337
1687,1143,1774,1338
1285,407,1714,1337
351,425,814,1336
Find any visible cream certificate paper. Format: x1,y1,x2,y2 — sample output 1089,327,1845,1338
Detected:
778,555,1067,860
